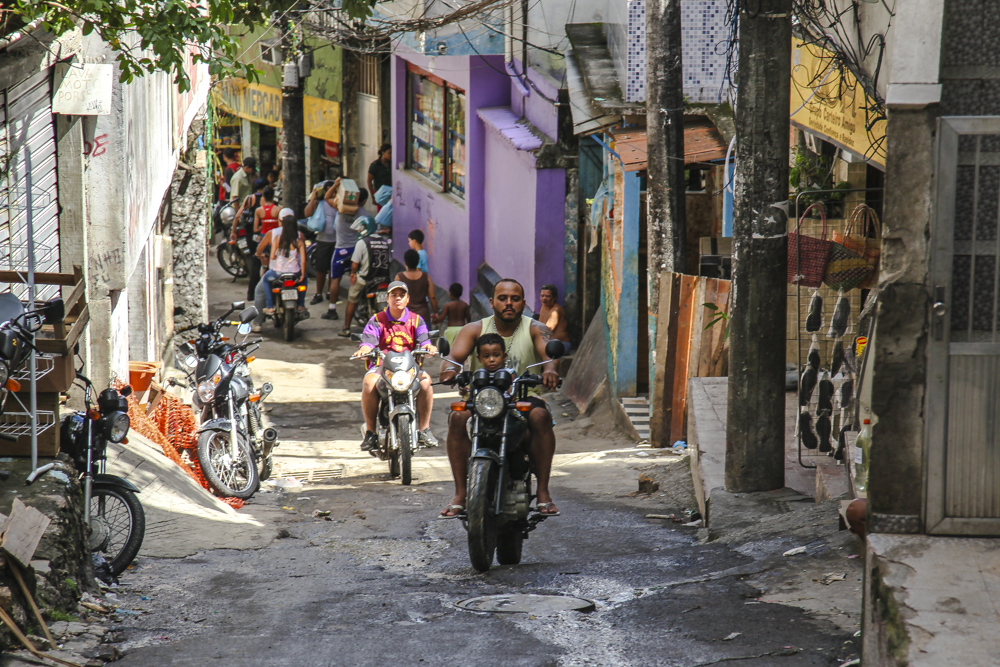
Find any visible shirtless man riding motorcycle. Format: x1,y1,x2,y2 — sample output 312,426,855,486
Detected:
438,279,561,518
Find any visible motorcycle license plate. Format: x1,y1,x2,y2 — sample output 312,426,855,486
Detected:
281,289,298,300
237,238,248,250
376,293,388,306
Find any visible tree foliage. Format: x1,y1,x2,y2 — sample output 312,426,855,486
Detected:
3,0,378,92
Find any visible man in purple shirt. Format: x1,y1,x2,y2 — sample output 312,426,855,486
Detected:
351,281,439,452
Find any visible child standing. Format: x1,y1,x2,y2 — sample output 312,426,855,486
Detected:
433,283,471,345
408,229,429,273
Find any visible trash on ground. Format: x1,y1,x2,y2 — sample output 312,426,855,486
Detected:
722,632,741,641
783,546,808,557
312,509,331,518
645,514,678,520
818,572,846,585
683,519,703,527
272,477,304,490
637,473,659,494
671,440,688,451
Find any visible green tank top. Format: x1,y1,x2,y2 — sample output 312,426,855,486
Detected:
472,315,539,376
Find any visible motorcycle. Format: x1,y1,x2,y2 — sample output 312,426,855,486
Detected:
352,280,389,328
58,371,144,577
176,302,276,494
0,294,64,416
217,226,250,279
268,272,309,342
350,338,437,485
437,337,564,572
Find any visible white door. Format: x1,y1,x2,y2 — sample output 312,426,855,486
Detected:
358,92,379,187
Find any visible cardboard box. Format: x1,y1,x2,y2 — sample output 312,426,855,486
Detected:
335,178,360,214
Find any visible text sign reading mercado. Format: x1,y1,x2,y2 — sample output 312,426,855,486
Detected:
790,37,886,168
211,78,340,143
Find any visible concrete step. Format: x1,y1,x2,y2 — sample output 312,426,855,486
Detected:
618,396,651,442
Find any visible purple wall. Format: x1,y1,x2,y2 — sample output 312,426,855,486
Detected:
390,52,509,293
508,60,561,143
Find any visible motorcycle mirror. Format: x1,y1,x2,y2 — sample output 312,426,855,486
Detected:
121,385,133,397
436,337,450,357
240,306,258,323
237,322,252,336
43,298,64,324
185,355,198,368
350,333,362,342
544,340,565,360
231,300,246,311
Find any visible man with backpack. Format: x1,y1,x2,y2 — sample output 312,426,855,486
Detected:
341,228,392,337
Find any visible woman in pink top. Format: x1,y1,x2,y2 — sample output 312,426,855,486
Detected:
262,210,307,314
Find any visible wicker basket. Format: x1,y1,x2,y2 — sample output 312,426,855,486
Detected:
788,203,834,288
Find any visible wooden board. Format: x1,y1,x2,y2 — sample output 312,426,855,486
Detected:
669,274,699,446
1,498,50,568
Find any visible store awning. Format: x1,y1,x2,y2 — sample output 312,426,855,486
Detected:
610,118,728,172
211,78,341,143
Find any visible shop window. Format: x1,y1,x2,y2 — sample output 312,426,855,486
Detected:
406,65,466,200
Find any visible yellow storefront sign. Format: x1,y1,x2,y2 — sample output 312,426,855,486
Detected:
790,37,885,167
211,78,340,143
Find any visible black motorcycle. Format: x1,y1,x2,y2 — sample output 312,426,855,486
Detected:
352,280,389,328
0,294,64,412
437,337,564,572
351,341,436,485
267,272,309,342
59,371,144,577
177,302,276,495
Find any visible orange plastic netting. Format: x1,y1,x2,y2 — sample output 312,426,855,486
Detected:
115,382,245,509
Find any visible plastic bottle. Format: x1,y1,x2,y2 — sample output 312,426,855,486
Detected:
854,419,872,497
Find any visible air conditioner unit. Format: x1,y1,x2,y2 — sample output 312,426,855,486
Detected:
260,39,282,65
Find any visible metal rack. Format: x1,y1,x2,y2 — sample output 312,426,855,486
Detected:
790,188,882,469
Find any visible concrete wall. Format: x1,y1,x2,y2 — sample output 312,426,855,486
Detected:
233,25,342,102
390,51,509,292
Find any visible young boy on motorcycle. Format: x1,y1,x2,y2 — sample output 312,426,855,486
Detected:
352,281,440,452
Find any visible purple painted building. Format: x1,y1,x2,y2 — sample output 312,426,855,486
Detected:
390,47,569,312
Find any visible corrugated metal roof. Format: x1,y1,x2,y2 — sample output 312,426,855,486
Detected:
611,119,728,172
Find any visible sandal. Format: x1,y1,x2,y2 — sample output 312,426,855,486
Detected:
263,308,275,315
536,502,560,517
438,504,465,519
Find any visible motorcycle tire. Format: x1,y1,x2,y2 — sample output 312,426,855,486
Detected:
495,526,524,565
354,300,370,327
305,242,318,278
216,241,248,278
197,429,260,499
395,414,413,486
283,306,296,342
466,458,498,572
260,454,273,481
90,484,145,577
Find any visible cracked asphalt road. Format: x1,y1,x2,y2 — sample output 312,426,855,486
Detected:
107,259,861,667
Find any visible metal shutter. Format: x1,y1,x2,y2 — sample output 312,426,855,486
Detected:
0,68,59,300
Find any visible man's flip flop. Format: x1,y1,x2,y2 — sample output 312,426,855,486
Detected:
536,503,560,517
439,505,465,519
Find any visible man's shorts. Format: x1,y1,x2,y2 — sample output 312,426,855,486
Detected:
311,241,336,273
329,247,353,279
348,278,367,304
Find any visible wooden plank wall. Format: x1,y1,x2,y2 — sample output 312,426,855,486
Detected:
650,273,731,448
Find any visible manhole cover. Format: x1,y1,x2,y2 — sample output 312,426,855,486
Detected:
456,594,595,614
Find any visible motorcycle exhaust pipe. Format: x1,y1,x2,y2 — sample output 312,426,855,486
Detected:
262,427,278,456
259,382,273,401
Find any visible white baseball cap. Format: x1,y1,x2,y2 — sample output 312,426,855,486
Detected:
279,207,295,220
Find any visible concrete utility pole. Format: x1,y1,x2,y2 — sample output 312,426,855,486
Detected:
725,0,792,493
281,14,306,216
646,0,687,293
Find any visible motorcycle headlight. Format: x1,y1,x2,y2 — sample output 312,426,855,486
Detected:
474,387,505,419
197,371,221,402
390,368,416,392
0,359,9,388
106,412,130,443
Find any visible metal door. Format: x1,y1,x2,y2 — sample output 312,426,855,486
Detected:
358,92,379,185
0,69,60,300
927,116,1000,534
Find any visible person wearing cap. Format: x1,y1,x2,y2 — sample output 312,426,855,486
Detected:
230,156,257,204
351,281,440,451
259,209,309,315
339,224,392,338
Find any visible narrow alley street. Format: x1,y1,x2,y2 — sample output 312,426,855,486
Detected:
98,260,862,667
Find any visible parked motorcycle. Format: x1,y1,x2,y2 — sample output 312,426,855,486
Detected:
176,302,276,493
59,371,144,577
268,272,309,342
437,337,564,572
350,338,437,485
352,280,389,328
0,294,64,416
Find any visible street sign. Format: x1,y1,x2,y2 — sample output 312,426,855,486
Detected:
52,63,113,115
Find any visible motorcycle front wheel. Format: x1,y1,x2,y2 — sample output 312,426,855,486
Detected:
466,458,498,572
197,429,260,499
395,414,413,486
354,300,370,327
90,484,145,576
216,241,248,277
